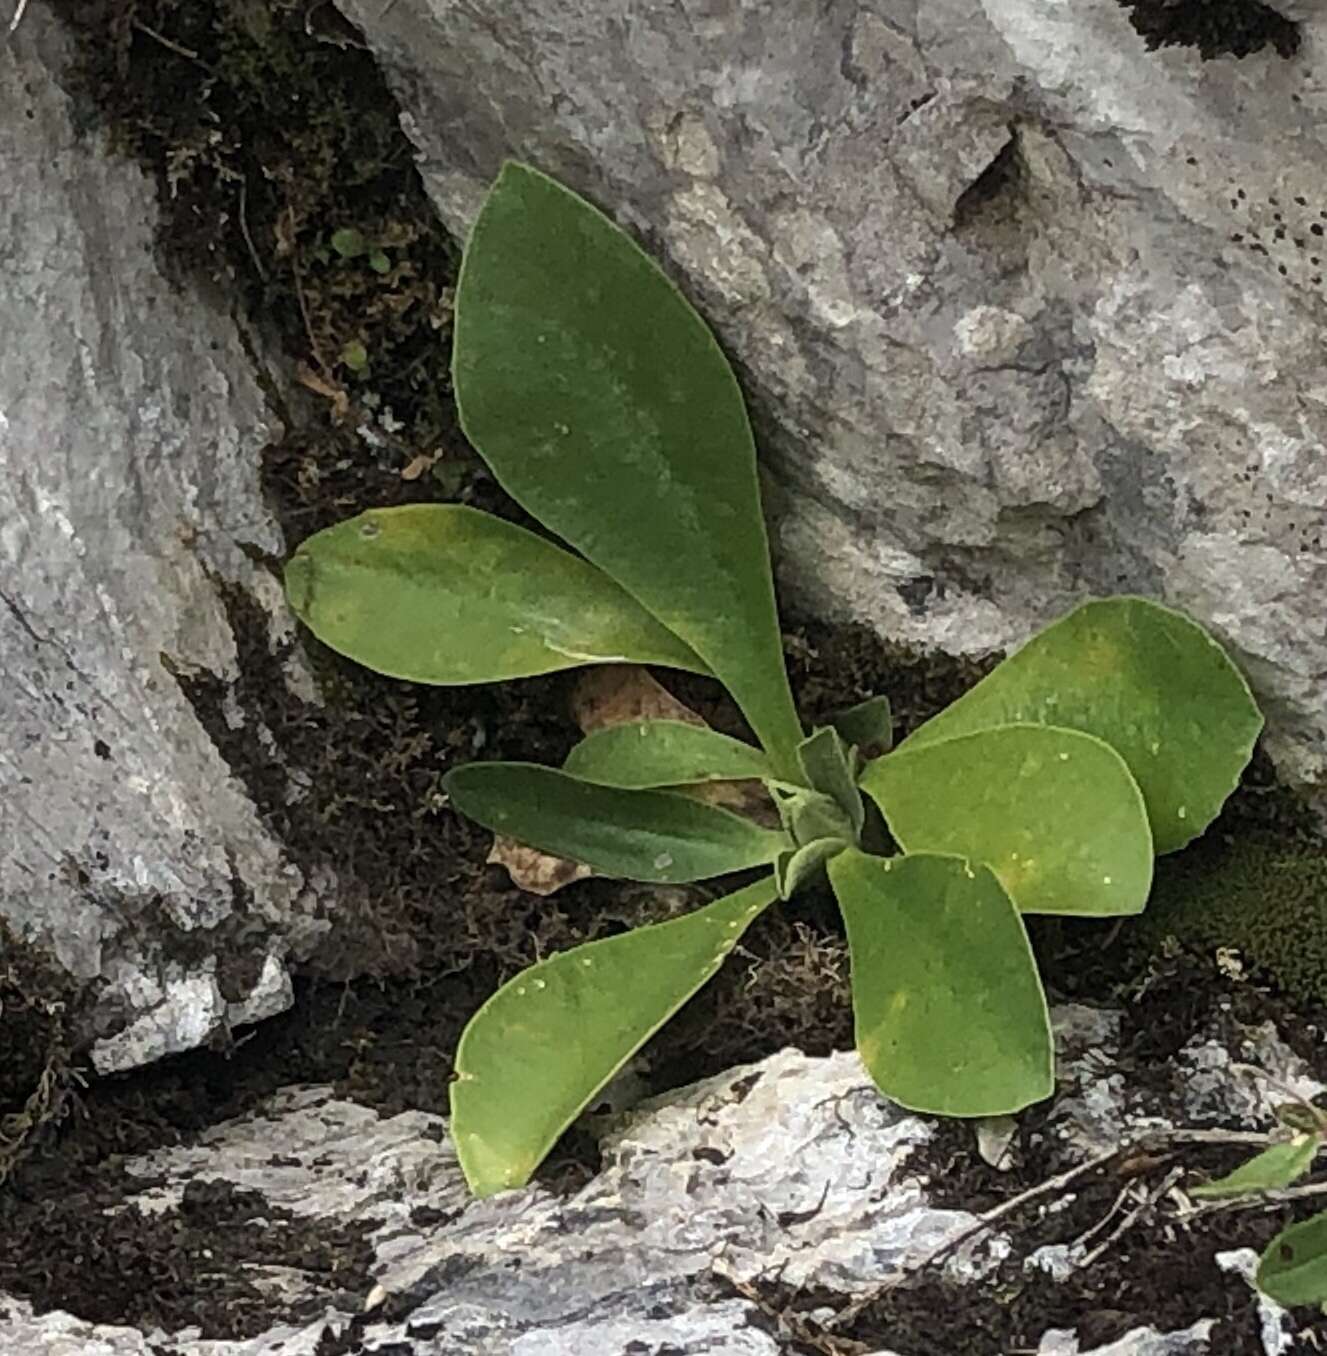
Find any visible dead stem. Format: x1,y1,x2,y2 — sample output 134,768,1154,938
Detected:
823,1124,1281,1333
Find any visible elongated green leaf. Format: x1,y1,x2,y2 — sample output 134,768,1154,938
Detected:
563,720,771,788
830,694,894,755
829,850,1054,1116
444,762,787,883
898,598,1262,854
861,725,1153,917
1258,1210,1327,1307
285,504,706,684
1191,1137,1319,1200
453,876,779,1196
453,163,802,772
796,727,864,837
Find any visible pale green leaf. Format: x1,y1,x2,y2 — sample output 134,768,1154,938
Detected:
770,784,856,850
444,762,788,883
452,876,778,1196
898,598,1262,853
1190,1137,1319,1200
795,727,864,836
330,226,366,258
774,837,848,900
563,720,771,788
829,849,1054,1116
452,162,802,773
830,694,893,755
1258,1210,1327,1307
285,504,707,684
861,724,1153,917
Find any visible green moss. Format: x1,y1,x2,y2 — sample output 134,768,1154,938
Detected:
1135,828,1327,1006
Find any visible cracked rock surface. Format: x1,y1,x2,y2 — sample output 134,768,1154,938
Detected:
1,11,321,1068
0,1006,1317,1353
337,0,1327,806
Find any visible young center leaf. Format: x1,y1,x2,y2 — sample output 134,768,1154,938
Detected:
1258,1211,1327,1308
1190,1137,1320,1200
285,504,706,683
861,725,1153,917
563,720,772,788
443,762,788,883
452,876,779,1197
453,163,803,773
828,694,894,756
828,850,1054,1116
897,598,1262,853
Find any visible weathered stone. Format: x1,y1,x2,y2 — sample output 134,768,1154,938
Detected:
0,1006,1308,1353
336,0,1327,805
0,9,323,1067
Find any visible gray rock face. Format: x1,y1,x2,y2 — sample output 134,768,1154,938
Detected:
337,0,1327,801
0,1007,1308,1353
0,11,321,1067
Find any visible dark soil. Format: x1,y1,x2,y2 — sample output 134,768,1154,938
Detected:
5,0,1325,1349
1117,0,1301,60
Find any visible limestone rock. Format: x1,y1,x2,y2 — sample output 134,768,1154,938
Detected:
335,0,1327,803
0,9,322,1068
0,1007,1308,1353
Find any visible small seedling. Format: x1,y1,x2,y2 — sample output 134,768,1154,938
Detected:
330,226,391,274
285,163,1263,1197
1188,1092,1327,1310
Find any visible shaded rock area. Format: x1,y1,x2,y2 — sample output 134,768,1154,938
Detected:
338,0,1327,807
0,987,1323,1354
1,8,314,1070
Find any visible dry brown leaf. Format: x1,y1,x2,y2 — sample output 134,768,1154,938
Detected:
295,361,351,420
570,665,705,734
400,451,439,482
488,837,593,896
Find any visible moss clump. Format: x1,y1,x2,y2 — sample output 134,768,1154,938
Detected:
1134,828,1327,1007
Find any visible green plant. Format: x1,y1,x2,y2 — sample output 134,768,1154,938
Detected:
284,162,1263,1197
1187,1095,1327,1311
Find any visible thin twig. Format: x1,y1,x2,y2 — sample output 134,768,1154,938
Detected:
131,19,217,72
1161,1128,1277,1148
825,1143,1121,1331
1180,1177,1327,1222
287,205,330,376
1069,1181,1134,1253
237,178,267,282
1076,1166,1184,1271
824,1124,1281,1334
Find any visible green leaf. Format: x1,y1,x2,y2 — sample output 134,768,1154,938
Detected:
830,694,893,755
452,876,778,1196
897,598,1262,854
770,784,856,849
774,837,848,900
828,849,1054,1116
1258,1210,1327,1308
1190,1137,1319,1200
368,249,391,274
795,727,864,837
330,226,367,258
453,162,802,774
861,724,1153,917
444,762,788,883
285,504,707,684
563,720,771,788
340,339,369,372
